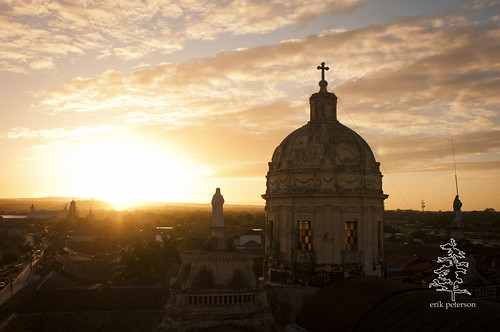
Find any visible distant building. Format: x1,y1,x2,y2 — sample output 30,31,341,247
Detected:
385,253,432,280
27,204,68,220
68,199,78,220
235,229,263,249
26,199,78,221
65,234,96,253
86,206,96,222
57,252,116,281
25,233,35,246
156,226,173,243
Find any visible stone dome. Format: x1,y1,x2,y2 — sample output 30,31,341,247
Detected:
264,72,383,196
270,121,378,172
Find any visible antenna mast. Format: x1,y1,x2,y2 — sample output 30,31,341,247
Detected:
452,136,459,196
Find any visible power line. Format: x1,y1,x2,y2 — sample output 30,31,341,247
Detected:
337,98,412,210
452,135,459,196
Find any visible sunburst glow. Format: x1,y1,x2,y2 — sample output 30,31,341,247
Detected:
58,136,210,210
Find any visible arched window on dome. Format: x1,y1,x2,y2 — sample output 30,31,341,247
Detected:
298,220,312,250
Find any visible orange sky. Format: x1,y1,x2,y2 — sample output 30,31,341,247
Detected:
1,0,499,211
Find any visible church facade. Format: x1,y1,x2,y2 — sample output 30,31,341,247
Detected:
262,63,387,287
26,199,78,221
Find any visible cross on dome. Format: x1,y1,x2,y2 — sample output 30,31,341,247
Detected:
317,61,330,92
317,62,329,81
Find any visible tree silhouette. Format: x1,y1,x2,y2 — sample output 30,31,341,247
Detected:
112,236,179,285
429,238,471,301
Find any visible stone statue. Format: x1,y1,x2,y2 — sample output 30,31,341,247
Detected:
211,188,224,228
451,195,465,241
453,195,462,225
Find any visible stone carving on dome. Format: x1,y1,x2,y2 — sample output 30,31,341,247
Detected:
337,143,360,166
320,176,335,192
334,155,343,167
365,176,382,190
322,176,334,184
267,178,277,190
335,183,346,194
289,137,324,168
278,175,289,186
340,174,362,190
323,155,334,167
272,147,281,161
271,147,282,170
293,174,316,189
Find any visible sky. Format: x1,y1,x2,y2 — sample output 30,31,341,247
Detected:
1,0,499,211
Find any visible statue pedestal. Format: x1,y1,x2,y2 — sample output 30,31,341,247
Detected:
451,213,464,241
211,226,225,239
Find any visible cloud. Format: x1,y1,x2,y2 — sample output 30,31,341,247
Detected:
4,125,117,141
34,9,500,119
0,0,361,72
473,0,500,10
374,131,500,173
17,5,500,183
183,0,360,39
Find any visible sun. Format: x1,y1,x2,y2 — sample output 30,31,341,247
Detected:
59,135,209,210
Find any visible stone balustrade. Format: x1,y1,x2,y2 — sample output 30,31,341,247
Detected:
174,291,263,306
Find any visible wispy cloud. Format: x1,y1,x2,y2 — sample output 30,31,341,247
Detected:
374,131,500,173
4,125,117,141
31,9,500,126
0,0,361,72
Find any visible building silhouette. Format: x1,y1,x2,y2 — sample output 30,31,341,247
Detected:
27,203,68,220
68,199,78,220
263,62,387,288
162,188,273,331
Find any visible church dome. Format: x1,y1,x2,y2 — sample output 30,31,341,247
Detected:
270,120,378,172
264,63,383,196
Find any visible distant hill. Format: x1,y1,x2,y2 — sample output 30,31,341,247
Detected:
0,197,264,215
0,197,113,215
130,201,264,212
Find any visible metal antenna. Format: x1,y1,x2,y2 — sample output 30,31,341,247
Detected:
452,136,459,196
